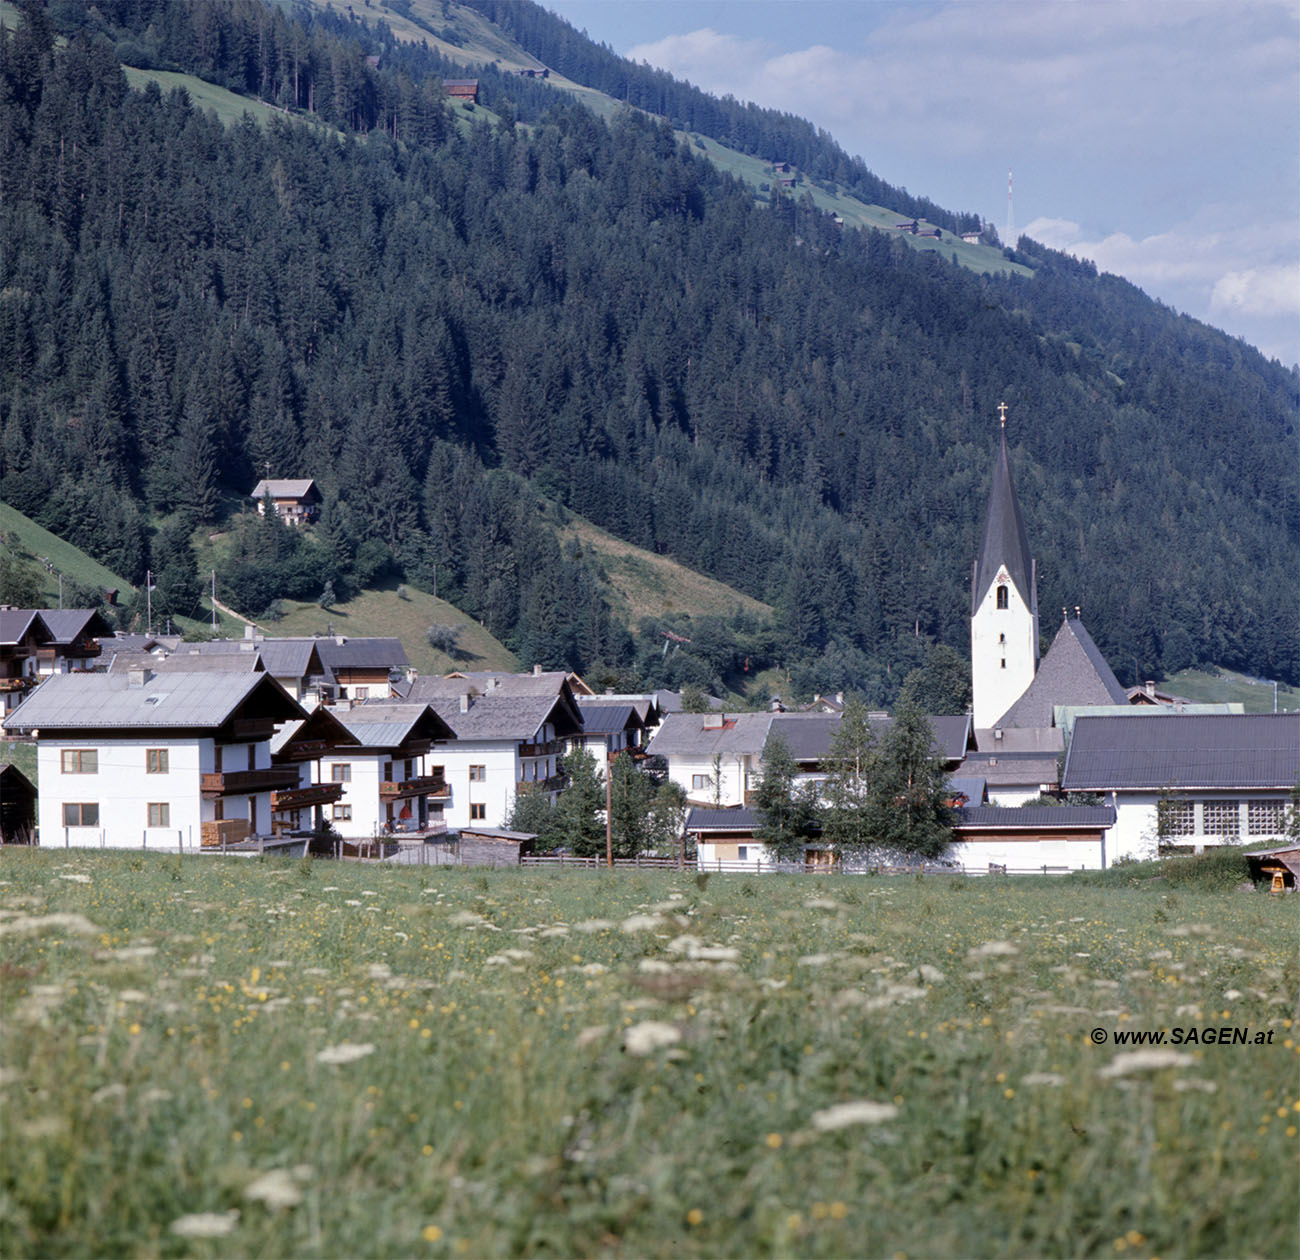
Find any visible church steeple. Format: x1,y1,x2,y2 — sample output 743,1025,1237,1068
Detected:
970,408,1040,729
971,421,1035,616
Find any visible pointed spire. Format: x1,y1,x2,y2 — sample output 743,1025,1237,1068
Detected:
972,411,1035,614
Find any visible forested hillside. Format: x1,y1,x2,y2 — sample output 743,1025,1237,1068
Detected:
0,0,1296,698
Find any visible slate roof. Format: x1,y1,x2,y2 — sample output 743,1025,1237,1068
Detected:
316,637,409,676
0,609,47,645
339,703,455,749
685,807,761,831
947,775,987,804
36,609,114,643
975,726,1063,754
972,429,1035,613
2,671,303,732
647,712,775,757
1062,713,1300,791
955,805,1116,829
995,618,1127,729
421,695,565,743
428,671,574,698
957,752,1061,788
190,638,324,679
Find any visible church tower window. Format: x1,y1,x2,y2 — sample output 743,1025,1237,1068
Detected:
996,584,1009,609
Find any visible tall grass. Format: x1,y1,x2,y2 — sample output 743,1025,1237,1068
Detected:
1,851,1296,1257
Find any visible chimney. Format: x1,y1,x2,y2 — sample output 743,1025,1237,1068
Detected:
993,728,1003,741
335,635,345,646
244,625,255,640
533,663,543,676
127,667,152,688
487,677,500,693
703,712,724,729
460,693,472,713
1144,681,1156,699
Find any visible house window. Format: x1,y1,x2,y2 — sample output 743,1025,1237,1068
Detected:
332,804,352,821
61,749,98,774
146,749,169,774
469,765,486,781
737,845,749,861
1162,802,1195,836
1247,801,1285,835
331,764,352,782
469,803,486,821
353,687,369,701
691,774,710,790
62,802,99,826
1201,800,1239,836
996,585,1009,609
147,802,170,827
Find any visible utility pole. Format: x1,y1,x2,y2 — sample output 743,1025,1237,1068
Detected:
605,751,613,868
211,569,218,630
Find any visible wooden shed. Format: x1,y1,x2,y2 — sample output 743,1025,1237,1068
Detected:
456,827,536,867
1245,844,1300,891
0,762,37,844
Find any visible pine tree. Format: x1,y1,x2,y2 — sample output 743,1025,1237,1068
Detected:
552,748,605,857
869,700,953,859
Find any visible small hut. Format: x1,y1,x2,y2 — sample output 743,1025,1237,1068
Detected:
456,827,536,867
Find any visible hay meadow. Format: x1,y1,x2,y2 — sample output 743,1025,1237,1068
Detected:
1,849,1297,1258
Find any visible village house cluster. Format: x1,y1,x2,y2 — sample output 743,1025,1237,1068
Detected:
2,426,1297,874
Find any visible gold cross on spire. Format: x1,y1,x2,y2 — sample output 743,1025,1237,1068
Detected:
997,401,1008,430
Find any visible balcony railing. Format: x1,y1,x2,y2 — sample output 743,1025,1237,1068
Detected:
271,782,345,812
517,773,568,793
518,740,560,758
379,775,449,802
201,767,302,796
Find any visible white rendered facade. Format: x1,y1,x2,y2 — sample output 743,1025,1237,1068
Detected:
666,752,758,809
1106,791,1292,863
971,562,1038,730
433,730,563,831
34,734,277,849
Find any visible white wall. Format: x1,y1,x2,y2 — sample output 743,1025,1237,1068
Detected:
948,837,1105,873
37,737,206,849
985,784,1046,808
667,753,756,808
431,742,526,831
971,565,1037,729
1110,791,1291,863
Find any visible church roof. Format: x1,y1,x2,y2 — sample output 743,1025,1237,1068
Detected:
995,617,1128,729
972,430,1035,613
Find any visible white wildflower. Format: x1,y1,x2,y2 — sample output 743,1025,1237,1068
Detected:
575,1025,608,1047
967,941,1018,959
1174,1078,1218,1094
344,900,362,907
573,919,614,933
810,1100,898,1131
1021,1073,1066,1087
623,1021,682,1055
804,897,846,911
0,912,102,938
620,913,665,933
91,1083,127,1104
916,964,946,983
1097,1049,1195,1078
538,926,569,938
170,1211,240,1238
797,953,837,967
449,910,486,926
244,1168,303,1209
58,873,92,884
316,1042,376,1065
0,1067,21,1087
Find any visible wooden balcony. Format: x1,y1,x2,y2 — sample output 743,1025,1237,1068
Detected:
0,676,33,692
273,738,330,762
271,782,344,813
517,773,568,794
518,740,560,758
201,767,302,798
379,774,449,802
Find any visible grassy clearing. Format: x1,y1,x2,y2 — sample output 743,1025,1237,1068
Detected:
2,851,1296,1257
1165,667,1300,714
558,514,772,627
257,584,518,677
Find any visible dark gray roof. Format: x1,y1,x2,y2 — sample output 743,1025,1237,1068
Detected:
972,429,1035,613
648,712,775,757
190,638,323,678
685,807,761,831
339,703,454,748
574,704,637,735
2,671,304,732
956,805,1116,829
957,752,1061,788
35,609,114,643
997,618,1126,728
770,714,840,762
316,637,409,674
424,695,564,742
1062,713,1300,790
250,478,319,501
0,609,46,645
947,775,987,804
408,671,570,700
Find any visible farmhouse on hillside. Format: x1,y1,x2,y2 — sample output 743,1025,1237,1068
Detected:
249,478,322,526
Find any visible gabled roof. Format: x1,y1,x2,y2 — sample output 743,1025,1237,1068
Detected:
995,617,1126,729
250,479,320,502
685,807,761,832
972,429,1034,612
770,714,841,762
580,696,659,726
1062,713,1300,791
419,694,576,743
573,704,639,736
0,609,49,647
270,706,361,758
2,671,304,733
339,703,455,750
433,671,575,699
35,609,114,643
647,712,775,757
189,638,324,679
316,637,409,676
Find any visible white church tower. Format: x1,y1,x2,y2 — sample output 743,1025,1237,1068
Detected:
971,406,1039,729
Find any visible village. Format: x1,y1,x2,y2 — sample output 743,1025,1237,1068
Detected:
4,433,1296,883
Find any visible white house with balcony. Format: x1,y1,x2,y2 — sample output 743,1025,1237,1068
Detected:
2,669,306,848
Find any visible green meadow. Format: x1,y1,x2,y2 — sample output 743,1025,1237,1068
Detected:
1,850,1296,1258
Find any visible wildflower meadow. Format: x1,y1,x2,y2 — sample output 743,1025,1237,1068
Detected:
1,848,1296,1258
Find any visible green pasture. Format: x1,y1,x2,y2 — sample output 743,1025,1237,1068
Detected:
1165,667,1300,714
1,851,1295,1257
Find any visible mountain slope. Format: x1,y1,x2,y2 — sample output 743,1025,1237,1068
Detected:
0,0,1295,700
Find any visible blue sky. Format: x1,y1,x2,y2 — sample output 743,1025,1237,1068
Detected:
543,1,1299,366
